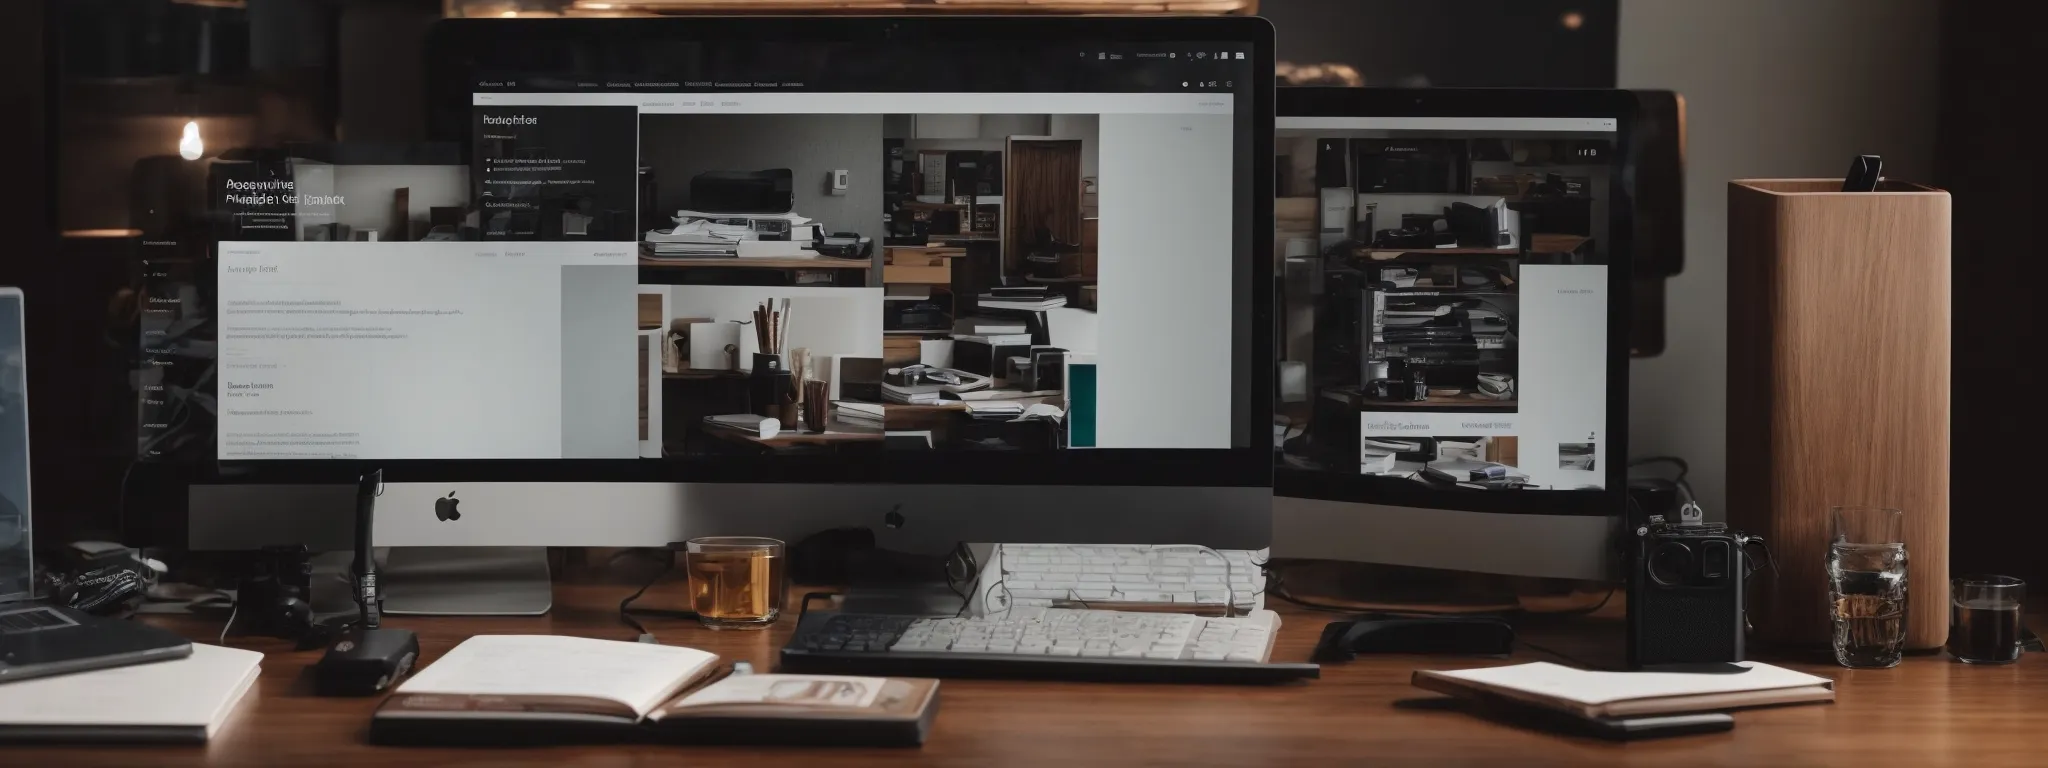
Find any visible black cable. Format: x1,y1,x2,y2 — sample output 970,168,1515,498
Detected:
618,549,696,641
796,591,842,626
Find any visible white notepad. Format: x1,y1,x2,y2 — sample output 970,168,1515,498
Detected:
0,643,263,743
1415,661,1835,720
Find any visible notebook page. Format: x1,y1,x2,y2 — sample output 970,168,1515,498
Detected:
1431,662,1831,706
397,635,718,716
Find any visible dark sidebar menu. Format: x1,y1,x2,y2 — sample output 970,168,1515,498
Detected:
136,238,209,462
473,105,639,241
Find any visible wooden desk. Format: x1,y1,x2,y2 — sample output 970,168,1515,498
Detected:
9,583,2045,767
703,417,882,447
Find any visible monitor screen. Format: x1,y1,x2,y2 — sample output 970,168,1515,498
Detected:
1,290,30,601
1275,115,1617,501
206,22,1267,487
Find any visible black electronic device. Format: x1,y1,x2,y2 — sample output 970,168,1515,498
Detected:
0,602,193,684
314,470,419,696
1312,614,1515,661
47,541,160,617
1842,154,1883,192
688,169,795,214
780,611,1320,684
315,626,421,697
233,543,321,644
1627,521,1766,668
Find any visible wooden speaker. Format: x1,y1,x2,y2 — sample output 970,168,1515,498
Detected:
1726,179,1951,651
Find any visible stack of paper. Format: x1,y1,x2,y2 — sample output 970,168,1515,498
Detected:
963,400,1025,418
978,287,1067,312
0,643,263,744
836,401,885,426
1413,661,1835,721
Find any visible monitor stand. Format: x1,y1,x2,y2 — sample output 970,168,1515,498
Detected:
380,546,553,616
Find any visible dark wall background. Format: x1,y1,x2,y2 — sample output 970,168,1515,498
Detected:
1938,1,2044,586
1263,0,1618,87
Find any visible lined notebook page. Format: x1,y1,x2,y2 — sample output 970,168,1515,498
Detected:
1430,662,1831,706
397,635,718,716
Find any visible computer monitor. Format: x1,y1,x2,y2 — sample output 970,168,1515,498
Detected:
1,288,31,602
1271,88,1632,585
187,18,1275,598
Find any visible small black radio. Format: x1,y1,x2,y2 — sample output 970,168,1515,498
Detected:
1627,515,1770,669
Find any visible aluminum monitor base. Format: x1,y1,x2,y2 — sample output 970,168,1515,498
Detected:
380,547,552,616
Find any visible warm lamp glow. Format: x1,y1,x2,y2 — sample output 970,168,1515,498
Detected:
178,121,204,161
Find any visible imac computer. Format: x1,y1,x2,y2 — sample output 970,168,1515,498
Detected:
1270,88,1633,588
180,17,1275,612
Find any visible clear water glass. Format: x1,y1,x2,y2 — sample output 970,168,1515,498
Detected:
1828,506,1907,668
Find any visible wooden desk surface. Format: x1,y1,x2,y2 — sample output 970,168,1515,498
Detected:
9,582,2045,767
703,417,882,446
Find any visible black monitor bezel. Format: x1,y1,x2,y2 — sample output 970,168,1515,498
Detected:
1273,87,1635,518
206,16,1275,488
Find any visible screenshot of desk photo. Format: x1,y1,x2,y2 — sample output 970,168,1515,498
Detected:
169,15,1282,686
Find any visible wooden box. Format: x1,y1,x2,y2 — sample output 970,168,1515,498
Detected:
1726,179,1951,651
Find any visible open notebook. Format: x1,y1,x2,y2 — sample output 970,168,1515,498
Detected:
0,643,262,744
371,635,938,747
1414,661,1834,721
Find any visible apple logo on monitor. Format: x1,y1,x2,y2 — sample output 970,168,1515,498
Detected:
434,492,461,522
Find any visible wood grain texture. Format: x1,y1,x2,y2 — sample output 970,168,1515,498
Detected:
1727,179,1952,651
5,583,2042,767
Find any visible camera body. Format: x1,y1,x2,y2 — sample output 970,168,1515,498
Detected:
1628,521,1752,668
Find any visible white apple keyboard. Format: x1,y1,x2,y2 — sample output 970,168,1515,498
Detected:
976,543,1267,615
891,607,1281,661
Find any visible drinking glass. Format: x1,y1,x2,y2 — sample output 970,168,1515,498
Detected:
1827,506,1907,668
1949,575,2026,664
685,537,786,630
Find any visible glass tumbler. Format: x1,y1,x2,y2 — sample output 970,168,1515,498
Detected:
1827,506,1907,668
1949,575,2025,664
685,536,786,630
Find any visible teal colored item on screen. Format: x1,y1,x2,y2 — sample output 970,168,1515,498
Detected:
1068,363,1097,448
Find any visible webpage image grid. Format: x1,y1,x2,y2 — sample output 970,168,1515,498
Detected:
213,91,1237,461
1273,120,1610,491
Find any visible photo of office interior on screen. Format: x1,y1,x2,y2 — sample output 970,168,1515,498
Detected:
1275,125,1611,491
632,111,1138,455
207,78,1233,462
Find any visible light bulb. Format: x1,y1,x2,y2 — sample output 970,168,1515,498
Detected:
178,121,204,161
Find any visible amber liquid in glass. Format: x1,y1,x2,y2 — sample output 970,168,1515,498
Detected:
687,549,784,628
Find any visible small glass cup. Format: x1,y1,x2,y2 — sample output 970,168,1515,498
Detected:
685,536,786,630
1949,575,2026,664
1828,506,1908,668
